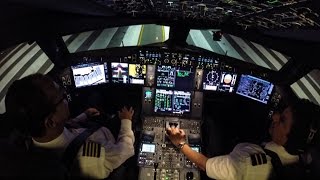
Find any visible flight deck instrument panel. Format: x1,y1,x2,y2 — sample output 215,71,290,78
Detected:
66,48,277,180
69,49,275,105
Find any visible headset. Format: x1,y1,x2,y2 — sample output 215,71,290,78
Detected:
285,102,319,155
6,79,54,138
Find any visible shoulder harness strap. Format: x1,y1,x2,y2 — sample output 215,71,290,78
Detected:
262,147,284,179
62,123,101,171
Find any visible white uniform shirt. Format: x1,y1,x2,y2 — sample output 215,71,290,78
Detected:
206,142,299,180
32,113,135,179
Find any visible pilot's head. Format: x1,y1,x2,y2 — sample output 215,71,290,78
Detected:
269,98,319,155
5,73,70,138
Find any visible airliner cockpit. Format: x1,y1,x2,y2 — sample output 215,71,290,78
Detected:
0,0,320,180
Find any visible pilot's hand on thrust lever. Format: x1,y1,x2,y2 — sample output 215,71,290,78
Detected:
166,127,186,147
118,106,134,121
84,108,100,118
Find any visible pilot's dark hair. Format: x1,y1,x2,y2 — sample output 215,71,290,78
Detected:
5,73,57,138
285,98,320,155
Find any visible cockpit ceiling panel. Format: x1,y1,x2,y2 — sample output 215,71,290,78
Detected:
92,0,319,30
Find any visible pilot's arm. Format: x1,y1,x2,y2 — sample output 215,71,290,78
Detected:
67,108,100,128
76,107,135,179
167,127,238,180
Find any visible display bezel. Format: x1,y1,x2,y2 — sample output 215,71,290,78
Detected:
71,62,108,88
141,143,156,153
128,64,147,85
202,69,238,93
235,74,274,104
153,89,192,116
111,62,129,84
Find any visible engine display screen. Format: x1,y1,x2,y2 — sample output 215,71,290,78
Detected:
236,75,274,104
111,62,129,83
156,65,194,90
129,64,146,85
154,89,173,113
175,67,194,90
154,89,191,115
71,62,108,88
141,143,156,153
203,70,237,92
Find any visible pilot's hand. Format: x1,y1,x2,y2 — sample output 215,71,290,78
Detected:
118,106,134,121
84,108,100,118
166,127,186,147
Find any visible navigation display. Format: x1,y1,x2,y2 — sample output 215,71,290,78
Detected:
71,62,108,88
156,65,175,88
236,75,274,104
129,64,146,85
154,89,191,115
203,70,237,92
111,62,129,83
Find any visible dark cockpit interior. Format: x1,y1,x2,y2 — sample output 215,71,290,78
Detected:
0,0,320,179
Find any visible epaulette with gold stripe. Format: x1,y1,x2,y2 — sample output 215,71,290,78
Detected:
250,153,267,166
82,141,101,158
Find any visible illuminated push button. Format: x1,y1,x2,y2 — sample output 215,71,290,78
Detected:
224,74,232,84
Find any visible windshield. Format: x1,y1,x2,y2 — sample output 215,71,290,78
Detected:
62,24,170,53
64,24,288,72
0,42,53,113
187,29,289,71
0,25,319,113
291,69,320,106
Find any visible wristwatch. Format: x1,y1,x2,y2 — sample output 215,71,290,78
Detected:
177,142,187,150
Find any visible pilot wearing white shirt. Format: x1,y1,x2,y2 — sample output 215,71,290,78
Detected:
32,110,134,179
166,99,319,180
5,73,135,179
